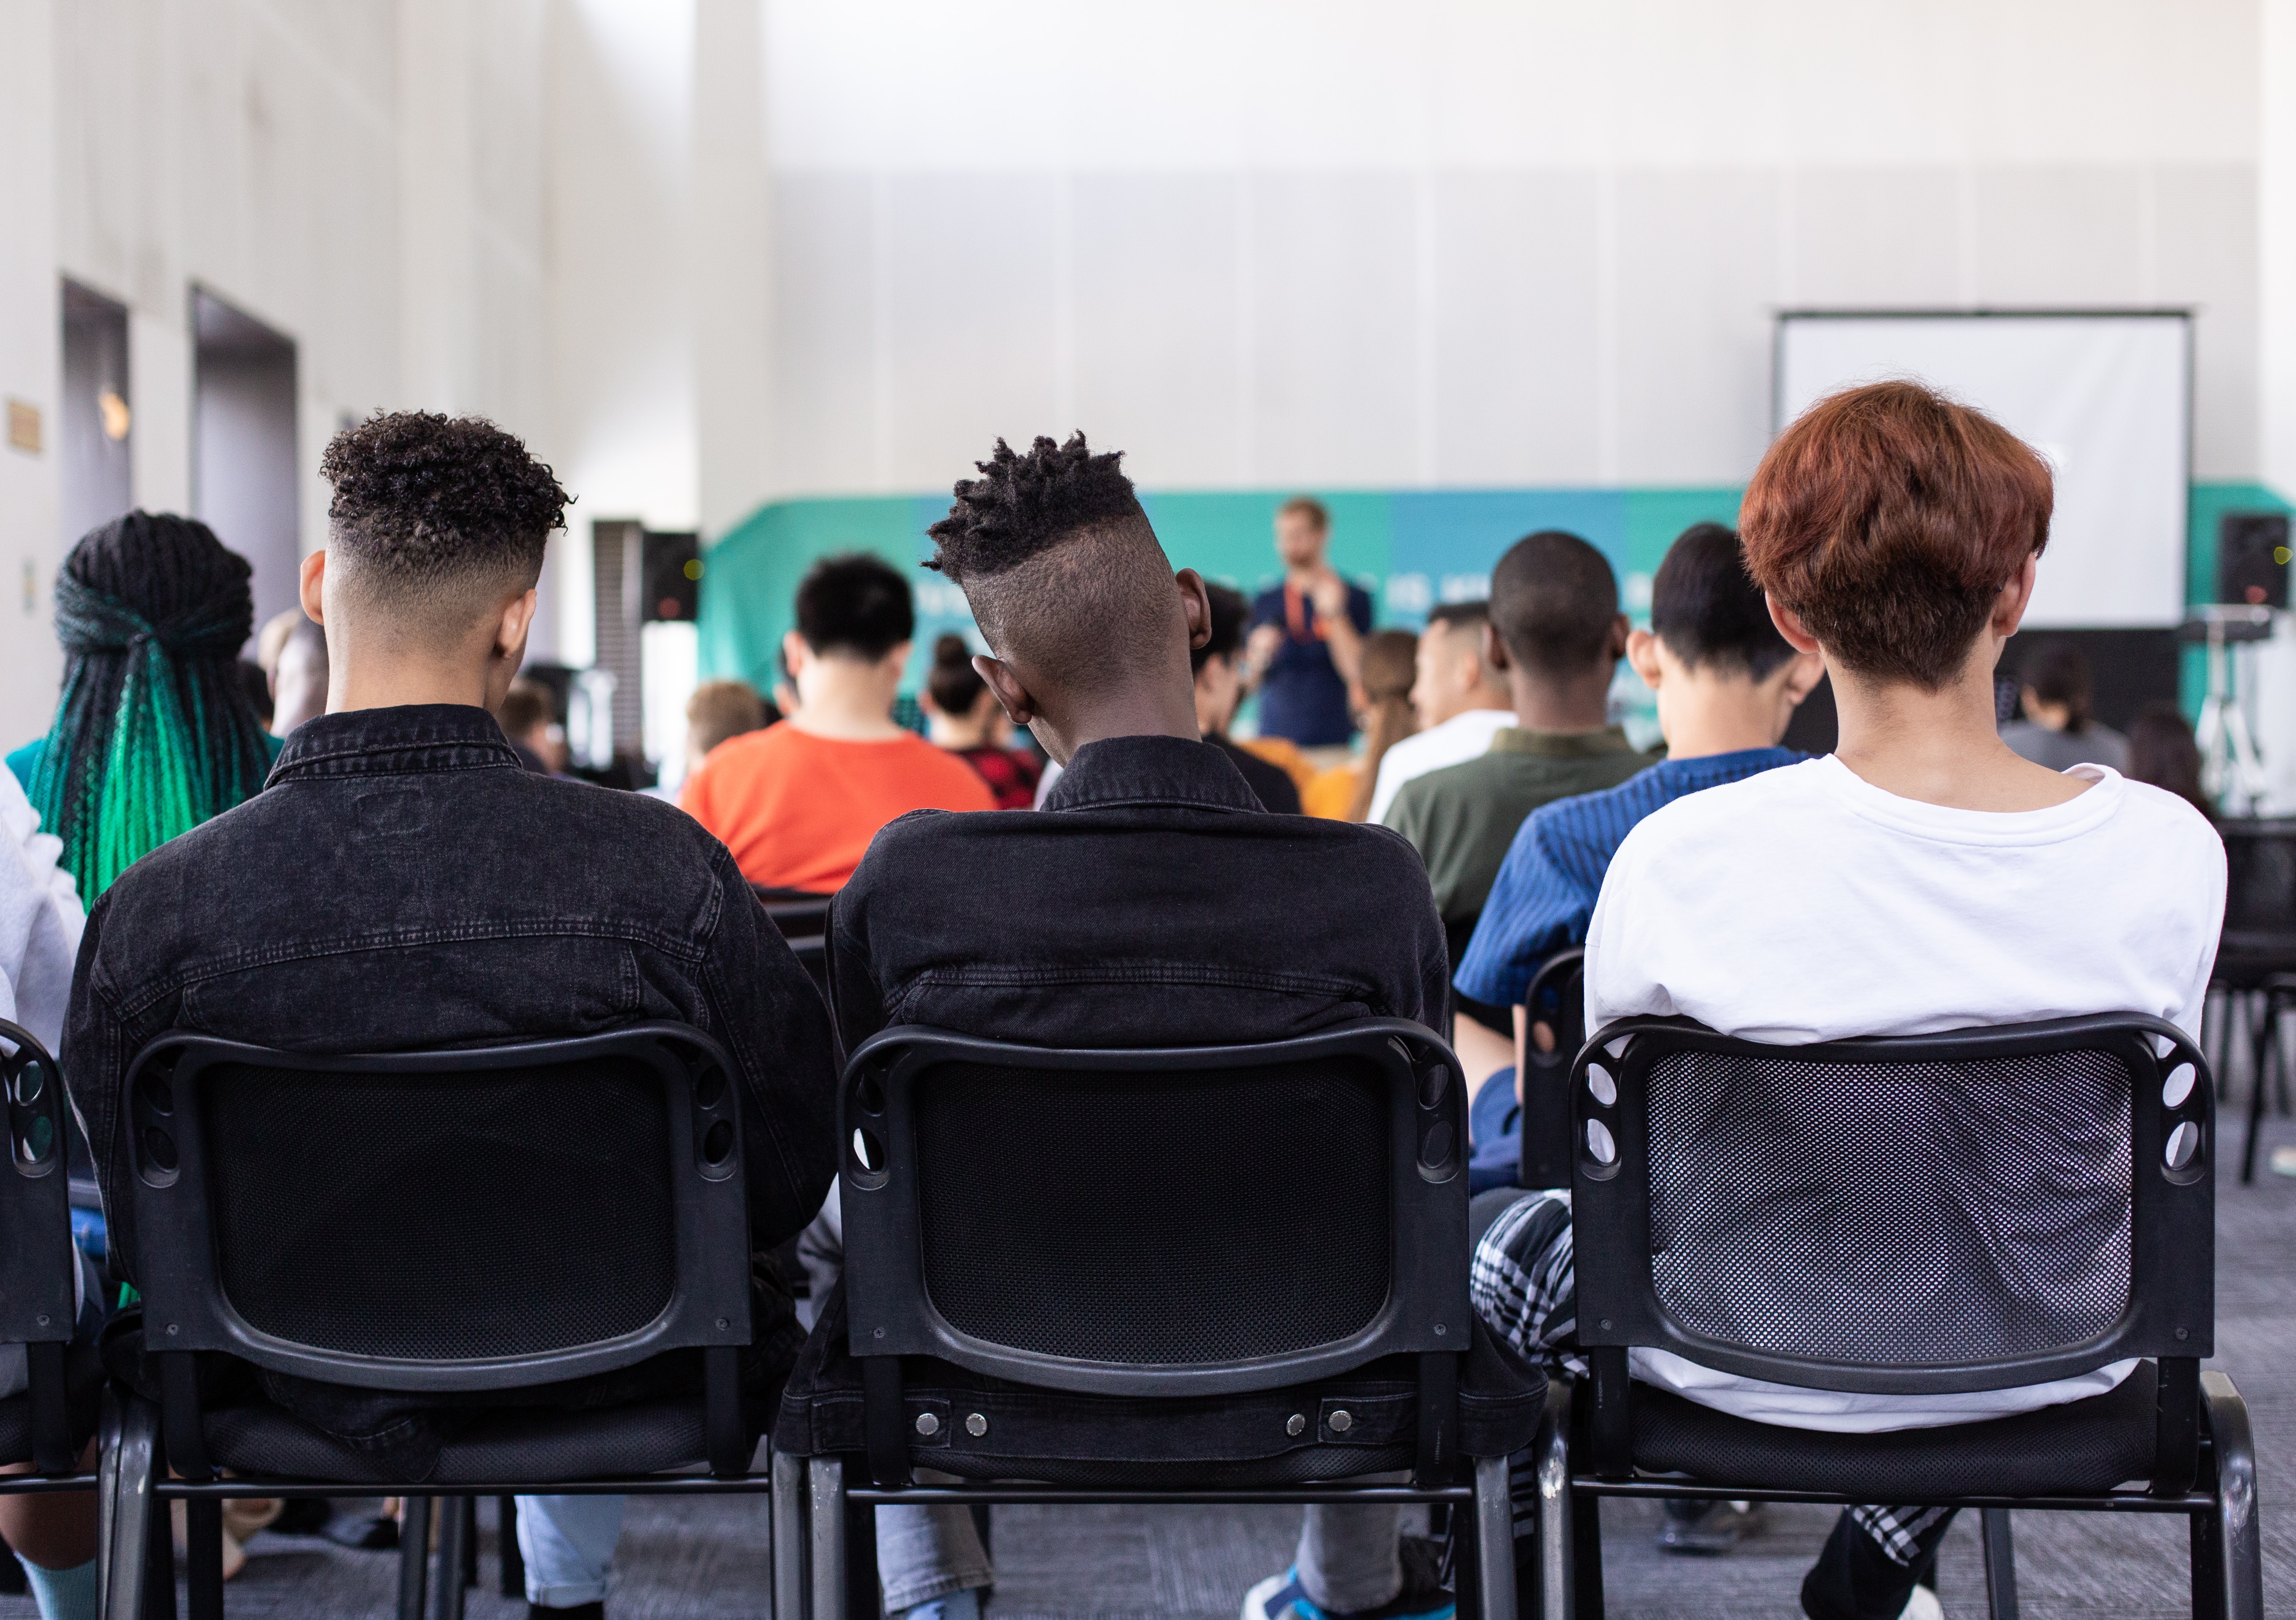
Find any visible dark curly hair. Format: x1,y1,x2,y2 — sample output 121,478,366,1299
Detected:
926,433,1145,582
926,433,1181,695
320,412,569,623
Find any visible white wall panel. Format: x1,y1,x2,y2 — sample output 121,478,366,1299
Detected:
1787,169,1964,308
768,174,878,496
1970,166,2150,305
2156,163,2261,479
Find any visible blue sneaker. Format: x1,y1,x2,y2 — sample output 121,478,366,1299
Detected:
1241,1565,1455,1620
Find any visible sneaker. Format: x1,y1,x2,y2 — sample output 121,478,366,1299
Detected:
1241,1565,1455,1620
2270,1145,2296,1178
1900,1585,1944,1620
1656,1498,1765,1555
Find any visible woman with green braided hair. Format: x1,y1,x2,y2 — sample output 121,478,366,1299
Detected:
6,513,281,899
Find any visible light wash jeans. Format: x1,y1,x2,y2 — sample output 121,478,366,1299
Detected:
800,1184,997,1613
1297,1501,1404,1612
516,1494,626,1608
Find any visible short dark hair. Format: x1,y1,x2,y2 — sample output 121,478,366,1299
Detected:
1650,523,1796,680
320,412,569,635
1193,583,1252,674
795,553,913,660
2020,638,2095,731
1426,600,1489,636
1489,530,1621,675
1278,496,1330,533
927,433,1177,695
1742,379,2052,690
686,678,771,755
497,677,555,740
926,633,988,713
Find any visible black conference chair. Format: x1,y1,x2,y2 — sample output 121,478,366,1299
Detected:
1515,949,1586,1190
1537,1014,2260,1620
100,1023,768,1620
2213,818,2296,1181
0,1021,102,1509
774,1020,1543,1620
753,884,834,998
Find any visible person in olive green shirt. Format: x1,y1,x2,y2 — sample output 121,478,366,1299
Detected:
1382,530,1655,1065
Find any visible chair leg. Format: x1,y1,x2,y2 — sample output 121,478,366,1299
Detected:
807,1457,845,1620
1979,1509,2018,1620
95,1393,123,1620
1571,1500,1603,1620
460,1495,478,1589
101,1398,157,1620
397,1497,432,1620
142,1494,174,1620
2200,1372,2263,1620
182,1500,223,1620
1534,1383,1574,1620
433,1497,469,1620
1473,1454,1518,1620
496,1497,522,1599
772,1451,805,1620
2242,995,2273,1184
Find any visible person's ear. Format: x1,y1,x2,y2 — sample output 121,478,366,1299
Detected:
1481,620,1513,673
1778,648,1825,707
494,588,538,665
1765,594,1823,656
299,550,327,624
1176,568,1213,654
1604,613,1631,662
1992,553,2040,638
880,640,913,681
781,630,810,682
973,654,1038,728
1625,627,1665,689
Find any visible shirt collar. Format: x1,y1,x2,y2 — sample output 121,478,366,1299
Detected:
269,704,526,783
1487,725,1639,759
1042,734,1265,815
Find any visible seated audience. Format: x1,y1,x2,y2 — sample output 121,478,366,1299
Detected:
1302,628,1420,819
1471,380,2225,1620
498,676,570,773
0,761,100,1620
8,513,280,898
1192,584,1305,812
1365,602,1513,822
2125,699,2212,818
2000,638,2127,771
829,434,1450,1620
1381,531,1653,1081
267,613,331,737
1244,496,1371,748
686,677,773,766
61,412,837,1620
920,633,1043,809
682,554,994,891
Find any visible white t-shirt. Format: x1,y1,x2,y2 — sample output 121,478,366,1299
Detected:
0,767,84,1055
1370,708,1515,825
1584,756,2225,1432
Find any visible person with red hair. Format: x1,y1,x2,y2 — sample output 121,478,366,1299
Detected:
1466,380,2225,1620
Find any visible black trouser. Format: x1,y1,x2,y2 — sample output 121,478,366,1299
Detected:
1802,1506,1956,1620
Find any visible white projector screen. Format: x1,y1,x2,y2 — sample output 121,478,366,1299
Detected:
1774,313,2191,628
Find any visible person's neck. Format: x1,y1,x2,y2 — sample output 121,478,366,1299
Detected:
327,652,495,713
789,662,907,741
1434,688,1512,728
1283,561,1323,591
1507,668,1614,734
927,714,996,749
1037,688,1204,764
1830,656,2091,812
1656,684,1789,761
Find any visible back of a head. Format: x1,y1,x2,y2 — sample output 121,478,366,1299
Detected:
926,633,988,713
686,678,771,758
1359,628,1418,704
1741,379,2052,690
796,554,914,660
497,678,556,742
1488,530,1620,675
1650,523,1796,680
926,433,1178,698
2126,700,2208,814
319,412,569,647
30,510,272,896
2021,639,2094,731
1192,583,1252,675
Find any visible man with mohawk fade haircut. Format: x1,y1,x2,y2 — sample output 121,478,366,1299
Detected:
824,433,1458,1620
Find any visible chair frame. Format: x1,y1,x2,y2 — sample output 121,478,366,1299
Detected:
785,1019,1518,1620
1515,948,1585,1190
1537,1013,2260,1620
0,1019,102,1494
99,1023,772,1620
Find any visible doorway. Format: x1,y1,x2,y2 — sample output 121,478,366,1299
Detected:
192,288,299,640
59,280,131,548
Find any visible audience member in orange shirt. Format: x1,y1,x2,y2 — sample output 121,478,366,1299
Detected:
682,554,994,893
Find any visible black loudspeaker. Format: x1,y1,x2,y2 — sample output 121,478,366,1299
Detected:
2219,512,2290,609
642,531,701,622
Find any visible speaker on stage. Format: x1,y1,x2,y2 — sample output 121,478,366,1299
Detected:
2219,512,2290,609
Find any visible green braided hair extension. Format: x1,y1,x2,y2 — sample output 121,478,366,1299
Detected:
28,512,270,897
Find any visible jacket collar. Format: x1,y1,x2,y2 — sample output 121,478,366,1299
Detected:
269,704,526,783
1042,734,1264,815
1487,724,1639,759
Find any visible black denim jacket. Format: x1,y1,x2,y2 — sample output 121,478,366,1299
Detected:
827,733,1450,1052
62,706,838,1468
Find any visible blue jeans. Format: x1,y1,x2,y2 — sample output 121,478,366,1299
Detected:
516,1494,625,1608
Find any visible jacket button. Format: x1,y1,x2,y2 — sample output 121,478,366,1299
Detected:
1328,1410,1353,1434
915,1412,940,1437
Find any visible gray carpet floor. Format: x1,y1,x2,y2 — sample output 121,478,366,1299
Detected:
11,1106,2292,1617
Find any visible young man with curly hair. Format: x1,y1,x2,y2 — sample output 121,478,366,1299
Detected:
62,412,837,1620
824,434,1454,1620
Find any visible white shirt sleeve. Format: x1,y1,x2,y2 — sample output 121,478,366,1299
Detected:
0,768,87,1055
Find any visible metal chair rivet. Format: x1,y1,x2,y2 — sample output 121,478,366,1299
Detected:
1285,1413,1305,1436
915,1411,940,1437
965,1413,987,1436
1328,1409,1352,1433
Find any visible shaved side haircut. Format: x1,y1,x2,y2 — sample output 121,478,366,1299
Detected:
319,411,570,643
1489,530,1620,675
926,433,1180,693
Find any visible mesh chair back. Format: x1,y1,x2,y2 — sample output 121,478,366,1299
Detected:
125,1024,752,1392
1573,1016,2212,1395
841,1021,1469,1397
2218,819,2296,978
